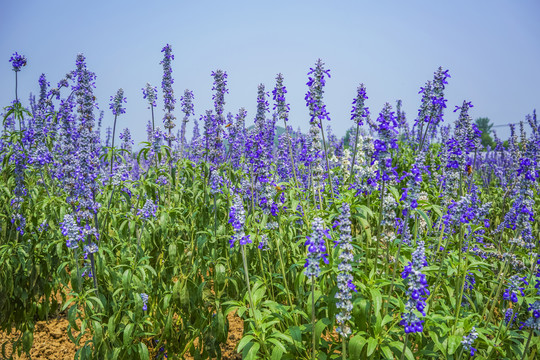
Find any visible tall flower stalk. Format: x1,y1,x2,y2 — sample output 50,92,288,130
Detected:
305,218,329,360
179,89,194,159
108,88,126,174
349,84,369,183
305,59,334,198
335,203,356,359
160,44,176,148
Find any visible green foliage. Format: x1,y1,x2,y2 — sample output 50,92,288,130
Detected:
0,113,538,360
475,117,495,148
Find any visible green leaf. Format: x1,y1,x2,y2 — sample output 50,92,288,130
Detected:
123,323,134,347
370,288,382,315
92,321,103,347
289,326,302,344
268,338,287,354
447,334,461,355
381,345,393,359
366,337,378,356
108,316,117,343
245,342,260,360
349,335,367,359
314,319,328,342
237,334,255,353
139,342,149,360
271,345,284,360
389,341,414,360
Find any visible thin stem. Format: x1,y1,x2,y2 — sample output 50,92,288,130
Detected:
311,278,316,360
374,180,386,275
110,114,118,175
241,244,255,319
283,119,300,190
400,333,409,360
276,236,294,310
348,122,360,183
15,71,19,104
342,336,347,360
521,328,534,360
319,120,335,199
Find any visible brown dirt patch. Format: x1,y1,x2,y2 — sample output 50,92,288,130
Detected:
0,310,243,360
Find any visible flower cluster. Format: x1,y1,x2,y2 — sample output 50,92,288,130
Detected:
503,274,528,303
229,194,250,247
142,83,157,109
273,73,290,123
160,44,176,141
446,101,481,171
140,293,149,311
400,240,429,333
138,199,158,219
60,214,83,249
335,203,356,338
414,67,450,145
211,70,228,118
522,301,540,331
109,88,126,116
305,59,331,126
9,52,27,72
304,217,329,278
461,327,478,357
373,103,399,181
351,84,369,126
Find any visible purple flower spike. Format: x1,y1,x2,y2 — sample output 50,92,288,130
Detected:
9,52,27,72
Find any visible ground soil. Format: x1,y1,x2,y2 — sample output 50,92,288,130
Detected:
0,311,243,360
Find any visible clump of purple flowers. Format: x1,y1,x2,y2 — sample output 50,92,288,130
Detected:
351,84,369,126
304,217,329,278
142,83,157,109
140,293,149,311
522,301,540,331
461,327,478,357
229,194,250,248
305,59,331,126
109,88,126,116
400,240,429,333
372,103,399,181
138,199,158,219
160,44,176,145
60,214,83,249
9,52,27,72
335,203,356,338
503,274,528,303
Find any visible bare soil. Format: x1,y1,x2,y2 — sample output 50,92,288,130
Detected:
0,311,243,360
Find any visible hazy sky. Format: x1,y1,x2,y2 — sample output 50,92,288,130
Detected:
1,0,539,145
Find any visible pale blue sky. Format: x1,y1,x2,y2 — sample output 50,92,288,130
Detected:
1,0,539,144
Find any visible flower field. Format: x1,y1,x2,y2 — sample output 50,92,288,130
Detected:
1,47,539,360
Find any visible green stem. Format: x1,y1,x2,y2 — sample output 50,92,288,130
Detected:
374,180,386,275
110,114,118,175
241,244,255,319
319,119,335,199
311,278,316,360
348,122,360,183
521,328,534,360
342,336,347,360
276,237,294,311
400,333,409,360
